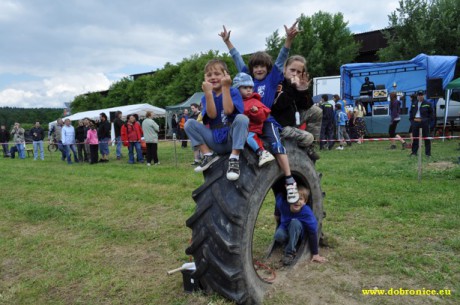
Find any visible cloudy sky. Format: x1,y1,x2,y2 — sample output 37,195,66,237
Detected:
0,0,399,108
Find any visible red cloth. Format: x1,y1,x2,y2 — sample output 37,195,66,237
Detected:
243,93,271,134
121,122,143,146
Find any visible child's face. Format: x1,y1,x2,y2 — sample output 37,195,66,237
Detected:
204,65,226,92
252,65,268,81
239,86,253,99
290,194,307,213
284,60,305,81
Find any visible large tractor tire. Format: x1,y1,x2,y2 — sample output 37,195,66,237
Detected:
185,139,323,305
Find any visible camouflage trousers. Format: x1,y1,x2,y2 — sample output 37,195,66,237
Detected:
301,105,322,141
281,126,314,148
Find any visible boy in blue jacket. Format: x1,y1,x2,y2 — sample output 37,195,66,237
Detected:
335,103,351,150
274,185,327,266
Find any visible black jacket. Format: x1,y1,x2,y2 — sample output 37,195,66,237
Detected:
98,120,111,139
76,125,87,143
113,117,124,137
0,129,9,143
29,127,45,141
271,79,313,127
409,100,434,122
319,102,335,121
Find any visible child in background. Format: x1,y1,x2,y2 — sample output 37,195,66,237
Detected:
335,103,351,150
220,21,300,203
271,55,321,161
86,121,99,164
274,185,327,266
184,59,249,181
233,72,275,167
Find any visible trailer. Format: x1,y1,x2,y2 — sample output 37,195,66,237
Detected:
312,75,340,97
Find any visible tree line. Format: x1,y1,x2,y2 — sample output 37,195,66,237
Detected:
0,107,64,131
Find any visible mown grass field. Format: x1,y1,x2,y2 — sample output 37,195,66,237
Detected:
1,139,459,305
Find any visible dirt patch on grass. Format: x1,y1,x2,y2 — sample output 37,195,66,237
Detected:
263,248,451,305
426,161,457,171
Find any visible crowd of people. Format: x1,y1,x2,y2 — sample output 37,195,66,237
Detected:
1,111,161,166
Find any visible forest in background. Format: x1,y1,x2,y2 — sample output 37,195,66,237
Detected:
0,107,64,130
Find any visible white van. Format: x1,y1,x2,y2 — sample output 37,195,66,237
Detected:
436,89,460,126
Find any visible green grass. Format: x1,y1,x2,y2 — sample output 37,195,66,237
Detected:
0,140,459,304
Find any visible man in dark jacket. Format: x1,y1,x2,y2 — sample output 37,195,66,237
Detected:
409,90,434,157
30,121,45,160
0,124,10,157
98,112,111,162
319,95,335,150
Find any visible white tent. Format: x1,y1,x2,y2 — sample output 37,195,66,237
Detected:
49,103,165,126
48,103,166,141
53,103,165,123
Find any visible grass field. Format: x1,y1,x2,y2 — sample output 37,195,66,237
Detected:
0,139,459,305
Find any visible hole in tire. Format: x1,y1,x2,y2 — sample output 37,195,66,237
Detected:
251,175,313,282
252,189,278,282
251,177,290,282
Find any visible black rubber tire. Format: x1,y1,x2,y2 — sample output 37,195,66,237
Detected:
185,139,323,305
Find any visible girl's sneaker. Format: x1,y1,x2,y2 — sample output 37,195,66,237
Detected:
286,183,299,204
258,150,275,167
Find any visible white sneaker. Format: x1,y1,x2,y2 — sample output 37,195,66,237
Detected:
226,158,240,181
258,150,275,167
336,146,344,150
286,183,299,204
147,163,151,166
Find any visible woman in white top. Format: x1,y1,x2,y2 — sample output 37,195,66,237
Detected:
142,111,160,166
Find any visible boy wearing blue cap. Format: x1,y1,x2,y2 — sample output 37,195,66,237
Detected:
233,72,275,167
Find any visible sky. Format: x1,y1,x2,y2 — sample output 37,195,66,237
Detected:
0,0,399,108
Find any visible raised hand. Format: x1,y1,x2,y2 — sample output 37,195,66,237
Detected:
202,81,213,93
284,19,301,40
297,72,311,91
221,73,232,87
218,25,231,42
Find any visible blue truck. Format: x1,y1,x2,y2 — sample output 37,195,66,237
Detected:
340,53,458,135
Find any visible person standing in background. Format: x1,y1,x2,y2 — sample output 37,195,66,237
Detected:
113,111,124,160
61,119,78,164
388,92,408,150
409,91,434,157
142,111,160,166
86,121,99,164
30,121,45,160
189,103,202,165
1,124,11,157
178,109,189,148
98,112,111,162
49,118,66,161
76,120,88,162
11,122,26,159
